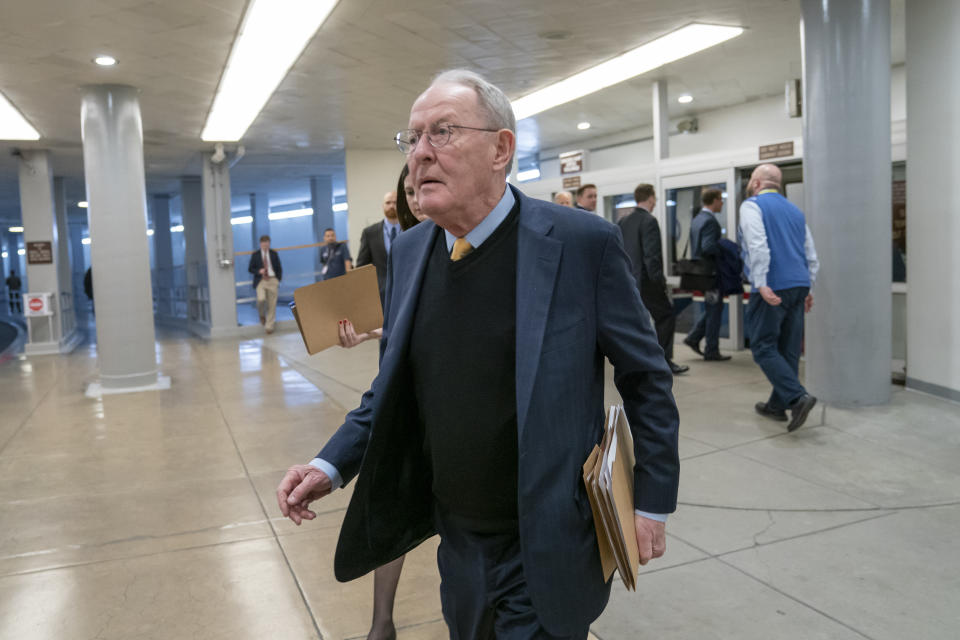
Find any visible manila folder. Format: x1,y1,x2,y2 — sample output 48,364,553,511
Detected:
292,264,383,354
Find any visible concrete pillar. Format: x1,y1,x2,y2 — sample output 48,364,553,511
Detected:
18,150,74,353
904,0,960,401
250,192,270,247
310,175,334,276
344,150,404,260
52,177,76,338
69,218,87,312
152,194,175,319
80,84,159,391
181,176,207,332
800,0,891,406
201,153,238,336
652,79,669,162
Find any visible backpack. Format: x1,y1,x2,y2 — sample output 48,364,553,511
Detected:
716,238,744,296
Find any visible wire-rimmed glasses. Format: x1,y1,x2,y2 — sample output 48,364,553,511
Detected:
394,123,499,154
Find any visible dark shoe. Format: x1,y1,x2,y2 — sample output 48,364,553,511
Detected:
787,394,817,432
683,336,703,356
755,402,788,422
259,315,266,325
704,353,732,361
669,361,689,375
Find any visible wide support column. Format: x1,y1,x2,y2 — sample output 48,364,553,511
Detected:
344,150,404,260
800,0,891,406
151,194,175,320
310,175,334,277
201,153,238,337
80,84,162,393
18,150,76,354
904,0,960,401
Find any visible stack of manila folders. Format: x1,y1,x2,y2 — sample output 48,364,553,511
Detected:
582,405,640,590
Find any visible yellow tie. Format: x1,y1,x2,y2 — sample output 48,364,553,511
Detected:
450,237,474,261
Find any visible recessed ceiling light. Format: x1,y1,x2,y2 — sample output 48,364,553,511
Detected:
577,122,591,130
202,0,340,142
512,23,743,120
678,94,693,104
9,226,24,233
0,91,40,140
78,201,89,208
93,55,117,66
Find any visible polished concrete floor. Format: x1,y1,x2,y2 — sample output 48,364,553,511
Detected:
1,323,958,639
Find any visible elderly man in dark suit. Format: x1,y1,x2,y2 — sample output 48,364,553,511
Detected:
356,190,401,304
277,70,680,639
618,185,688,375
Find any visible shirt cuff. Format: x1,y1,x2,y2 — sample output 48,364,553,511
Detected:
634,510,668,523
309,458,343,492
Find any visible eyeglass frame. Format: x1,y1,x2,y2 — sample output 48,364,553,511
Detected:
394,123,501,155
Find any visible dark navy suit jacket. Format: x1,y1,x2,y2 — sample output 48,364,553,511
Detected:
318,186,679,635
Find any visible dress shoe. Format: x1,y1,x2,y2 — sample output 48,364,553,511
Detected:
259,315,266,325
704,353,732,361
787,394,817,432
683,336,703,356
755,402,788,422
668,361,689,375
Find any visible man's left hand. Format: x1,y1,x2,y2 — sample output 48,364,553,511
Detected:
634,515,667,565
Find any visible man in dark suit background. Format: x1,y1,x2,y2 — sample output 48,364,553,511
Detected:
277,70,680,638
683,188,731,361
618,185,689,375
247,235,282,334
356,191,401,304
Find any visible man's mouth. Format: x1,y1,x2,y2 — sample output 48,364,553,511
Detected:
419,178,442,188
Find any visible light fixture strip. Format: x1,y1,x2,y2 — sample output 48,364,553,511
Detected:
201,0,340,141
512,23,743,121
0,90,40,140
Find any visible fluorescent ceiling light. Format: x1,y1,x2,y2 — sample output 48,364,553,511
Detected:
201,0,340,141
577,122,591,130
81,238,91,245
0,252,6,259
678,94,693,104
516,168,541,182
616,200,637,209
231,215,253,225
9,226,24,233
512,23,743,120
0,91,40,140
171,225,184,233
268,207,312,221
146,229,155,236
18,248,26,255
93,55,117,66
332,203,348,212
78,201,89,208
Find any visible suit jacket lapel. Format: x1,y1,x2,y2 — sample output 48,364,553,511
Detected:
514,191,562,435
381,222,440,365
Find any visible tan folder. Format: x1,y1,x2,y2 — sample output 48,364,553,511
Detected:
291,264,383,354
582,405,640,590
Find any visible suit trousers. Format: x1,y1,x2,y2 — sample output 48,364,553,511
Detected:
639,280,675,361
256,278,279,331
746,286,809,410
434,509,589,640
686,291,723,357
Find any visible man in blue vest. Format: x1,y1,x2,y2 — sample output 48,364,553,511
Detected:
739,164,820,431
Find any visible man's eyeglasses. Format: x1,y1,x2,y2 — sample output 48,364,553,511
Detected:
394,124,499,154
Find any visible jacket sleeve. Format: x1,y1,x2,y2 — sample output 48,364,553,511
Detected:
701,217,722,258
595,225,680,513
356,228,372,267
640,215,665,283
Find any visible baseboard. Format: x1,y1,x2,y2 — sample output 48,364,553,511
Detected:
905,377,960,404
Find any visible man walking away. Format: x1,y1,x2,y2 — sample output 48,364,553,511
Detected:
739,164,819,431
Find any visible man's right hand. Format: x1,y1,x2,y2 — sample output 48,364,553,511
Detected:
259,267,266,275
758,286,782,306
277,464,332,525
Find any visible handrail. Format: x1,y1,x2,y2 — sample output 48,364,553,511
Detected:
235,240,340,256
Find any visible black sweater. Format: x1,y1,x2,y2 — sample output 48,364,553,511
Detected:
409,207,520,530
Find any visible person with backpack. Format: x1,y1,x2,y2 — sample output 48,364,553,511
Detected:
683,189,732,361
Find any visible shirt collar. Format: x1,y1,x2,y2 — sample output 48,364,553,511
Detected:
758,189,779,195
444,185,514,252
384,219,400,232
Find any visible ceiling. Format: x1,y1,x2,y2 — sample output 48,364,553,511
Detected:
0,0,906,224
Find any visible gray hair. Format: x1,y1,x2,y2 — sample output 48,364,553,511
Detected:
429,69,516,174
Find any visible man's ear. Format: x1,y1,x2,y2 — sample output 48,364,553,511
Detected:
491,129,516,172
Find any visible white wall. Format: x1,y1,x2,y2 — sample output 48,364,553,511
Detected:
344,150,407,260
